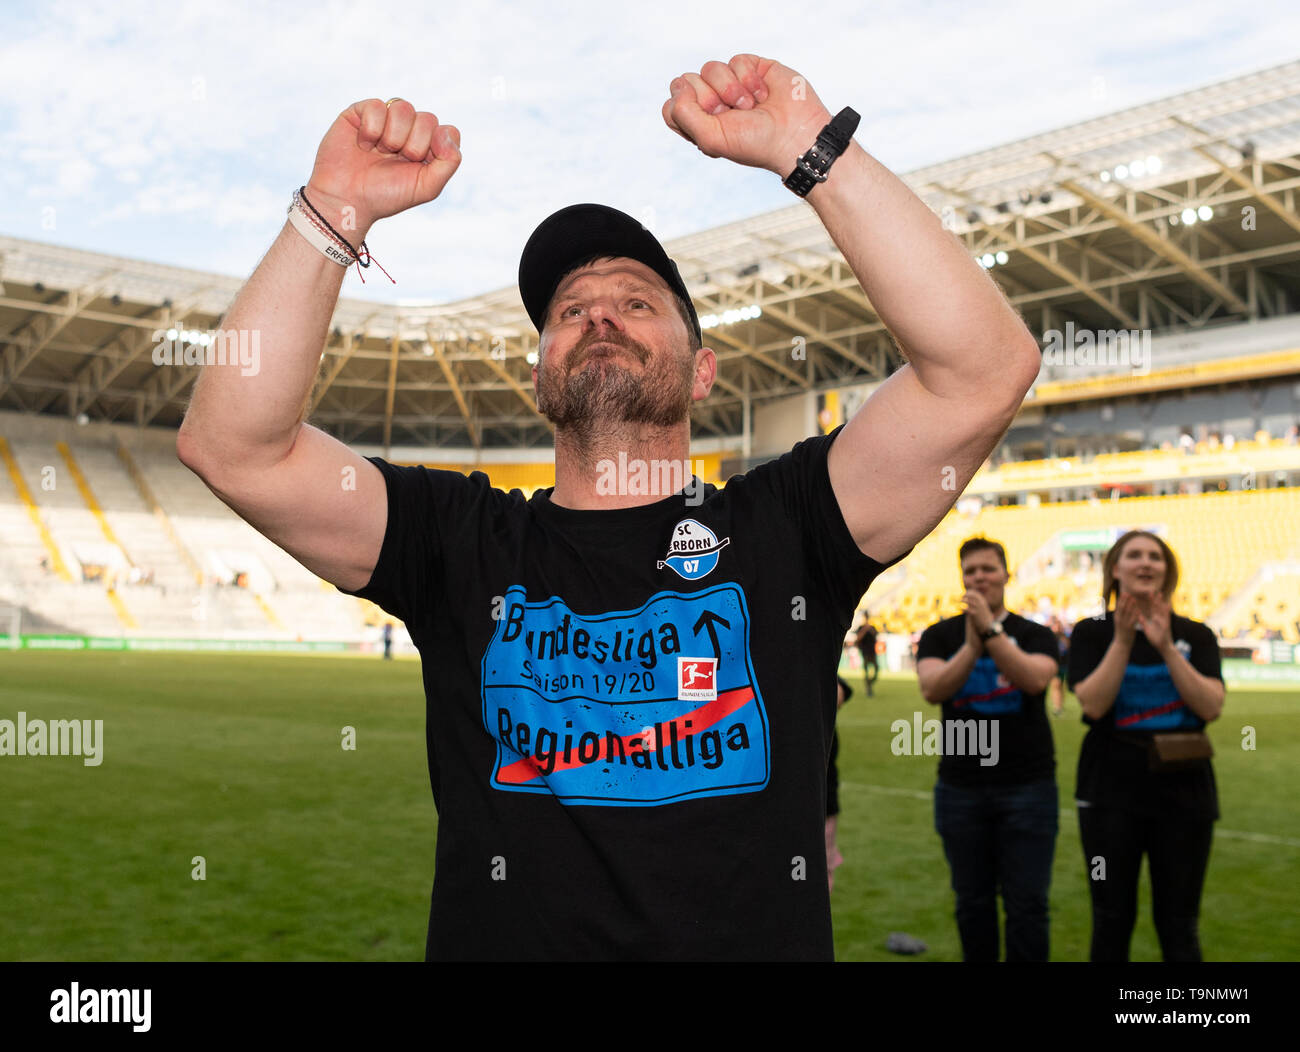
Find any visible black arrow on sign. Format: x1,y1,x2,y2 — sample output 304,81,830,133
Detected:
692,609,731,662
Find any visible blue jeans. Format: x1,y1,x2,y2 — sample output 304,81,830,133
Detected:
934,776,1059,962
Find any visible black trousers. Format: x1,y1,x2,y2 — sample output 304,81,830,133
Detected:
858,649,877,694
825,731,840,817
1077,804,1214,962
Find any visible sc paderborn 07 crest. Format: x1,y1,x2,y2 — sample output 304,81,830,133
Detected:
657,519,730,580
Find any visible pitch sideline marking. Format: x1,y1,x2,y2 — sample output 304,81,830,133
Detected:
851,783,1300,847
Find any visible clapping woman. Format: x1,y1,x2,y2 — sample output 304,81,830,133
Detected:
1068,531,1225,962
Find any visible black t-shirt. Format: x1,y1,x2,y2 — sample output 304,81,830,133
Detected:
1067,611,1222,821
341,429,900,960
915,613,1058,786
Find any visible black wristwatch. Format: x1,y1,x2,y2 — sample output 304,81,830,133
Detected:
979,621,1006,642
783,106,860,197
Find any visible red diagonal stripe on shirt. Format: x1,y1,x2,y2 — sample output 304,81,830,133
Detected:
1116,698,1186,728
952,684,1016,709
496,684,755,785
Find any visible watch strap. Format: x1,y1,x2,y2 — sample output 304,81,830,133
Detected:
784,106,861,197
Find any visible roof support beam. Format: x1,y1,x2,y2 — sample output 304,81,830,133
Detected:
382,333,401,457
756,298,880,376
479,353,552,433
426,329,478,451
63,294,213,416
0,270,119,401
311,315,379,413
1057,175,1249,315
702,320,808,388
1174,133,1300,238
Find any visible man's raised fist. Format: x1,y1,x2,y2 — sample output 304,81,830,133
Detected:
305,98,462,238
661,55,832,176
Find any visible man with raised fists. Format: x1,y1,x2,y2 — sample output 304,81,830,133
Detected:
179,56,1040,961
177,99,461,595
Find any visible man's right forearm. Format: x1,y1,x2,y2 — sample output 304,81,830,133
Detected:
919,643,980,704
177,195,368,477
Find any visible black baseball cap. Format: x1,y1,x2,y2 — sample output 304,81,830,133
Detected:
518,203,701,346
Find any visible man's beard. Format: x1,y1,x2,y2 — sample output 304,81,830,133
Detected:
536,329,695,442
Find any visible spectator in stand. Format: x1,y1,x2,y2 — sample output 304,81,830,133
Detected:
1069,531,1224,962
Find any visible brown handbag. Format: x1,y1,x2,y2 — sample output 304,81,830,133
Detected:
1148,731,1214,771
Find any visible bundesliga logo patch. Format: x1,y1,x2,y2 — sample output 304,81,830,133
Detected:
678,657,717,701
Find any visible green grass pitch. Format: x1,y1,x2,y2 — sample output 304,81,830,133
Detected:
1,652,1295,961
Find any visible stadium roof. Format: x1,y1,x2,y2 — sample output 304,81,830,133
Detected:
3,59,1300,452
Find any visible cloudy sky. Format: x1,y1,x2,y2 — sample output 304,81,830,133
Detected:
2,0,1298,304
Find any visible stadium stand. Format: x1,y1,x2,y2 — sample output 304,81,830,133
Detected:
0,413,373,641
863,487,1300,639
3,61,1300,657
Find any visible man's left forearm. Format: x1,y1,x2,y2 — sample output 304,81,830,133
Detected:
984,635,1056,694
